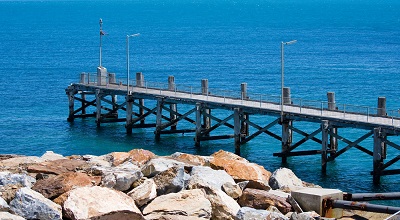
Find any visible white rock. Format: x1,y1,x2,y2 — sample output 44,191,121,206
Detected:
97,165,143,191
9,187,62,220
222,182,242,199
86,155,112,167
0,172,36,188
143,189,212,219
64,186,144,220
141,157,186,177
127,178,157,207
0,156,44,167
188,166,236,191
40,151,65,161
0,212,26,220
0,196,9,211
236,207,289,220
201,186,240,220
269,168,303,190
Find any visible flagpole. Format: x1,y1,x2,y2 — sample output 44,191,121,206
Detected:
99,18,103,67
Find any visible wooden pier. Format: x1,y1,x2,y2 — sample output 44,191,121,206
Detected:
66,68,400,183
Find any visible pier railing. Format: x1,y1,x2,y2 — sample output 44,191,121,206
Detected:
79,73,400,127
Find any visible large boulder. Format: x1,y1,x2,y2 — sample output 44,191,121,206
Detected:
200,186,240,220
269,168,303,191
0,156,44,168
141,158,185,177
238,188,292,214
153,166,187,196
128,149,156,166
127,178,157,207
110,152,131,167
222,182,242,199
63,186,144,220
188,166,236,191
170,152,211,166
9,187,62,220
210,150,271,182
0,172,36,188
94,164,143,191
27,159,89,175
0,212,25,220
40,151,65,161
236,207,289,220
32,172,97,199
143,189,212,219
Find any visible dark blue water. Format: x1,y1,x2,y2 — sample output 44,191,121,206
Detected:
1,0,400,205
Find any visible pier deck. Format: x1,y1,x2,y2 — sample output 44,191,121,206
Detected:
66,71,400,183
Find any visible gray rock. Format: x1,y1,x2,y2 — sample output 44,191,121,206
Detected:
153,166,186,196
40,151,65,161
269,168,303,191
236,207,289,220
143,189,212,219
0,172,36,188
0,212,26,220
188,166,236,191
9,187,62,220
198,186,240,220
290,211,320,220
0,196,9,211
97,165,143,191
141,157,186,177
222,182,242,199
237,181,249,191
127,178,157,207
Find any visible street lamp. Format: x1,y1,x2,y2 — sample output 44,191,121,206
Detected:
126,33,140,95
281,40,297,123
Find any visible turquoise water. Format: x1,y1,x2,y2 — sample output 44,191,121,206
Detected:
1,0,400,205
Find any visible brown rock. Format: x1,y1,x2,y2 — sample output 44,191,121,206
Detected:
32,172,95,199
171,152,209,166
238,188,292,214
210,150,271,182
128,149,155,166
110,152,131,167
27,159,88,175
0,184,24,203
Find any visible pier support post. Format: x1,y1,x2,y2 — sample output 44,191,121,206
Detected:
67,87,77,122
241,83,249,136
281,87,293,163
155,98,163,140
126,94,133,134
81,93,86,115
109,73,116,84
373,127,385,184
377,97,386,116
321,120,329,173
95,89,102,127
195,103,202,147
327,92,338,155
136,72,145,124
234,108,241,155
202,79,211,133
97,66,107,86
169,76,177,130
80,73,86,84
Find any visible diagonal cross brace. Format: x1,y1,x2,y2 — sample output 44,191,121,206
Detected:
327,130,373,161
245,119,282,141
241,118,280,144
202,114,234,136
287,127,322,152
159,107,197,131
162,105,196,124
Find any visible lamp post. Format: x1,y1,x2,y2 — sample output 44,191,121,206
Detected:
126,33,140,95
99,18,103,67
281,40,297,123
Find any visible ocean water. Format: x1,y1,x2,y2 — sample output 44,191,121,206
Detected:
1,0,400,205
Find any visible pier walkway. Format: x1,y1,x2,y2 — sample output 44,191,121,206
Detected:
66,69,400,183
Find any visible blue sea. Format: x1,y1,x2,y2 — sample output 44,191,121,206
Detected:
1,0,400,206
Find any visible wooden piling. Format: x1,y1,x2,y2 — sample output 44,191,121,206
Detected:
67,87,76,122
234,108,241,155
373,127,384,184
195,103,202,147
109,73,116,84
321,120,329,173
377,97,386,116
95,89,102,127
126,94,133,134
241,83,249,136
327,92,338,155
169,76,177,130
155,98,163,140
202,79,211,132
281,87,293,163
80,73,86,84
136,72,145,124
81,93,86,115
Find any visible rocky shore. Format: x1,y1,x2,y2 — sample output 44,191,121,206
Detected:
0,149,390,220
